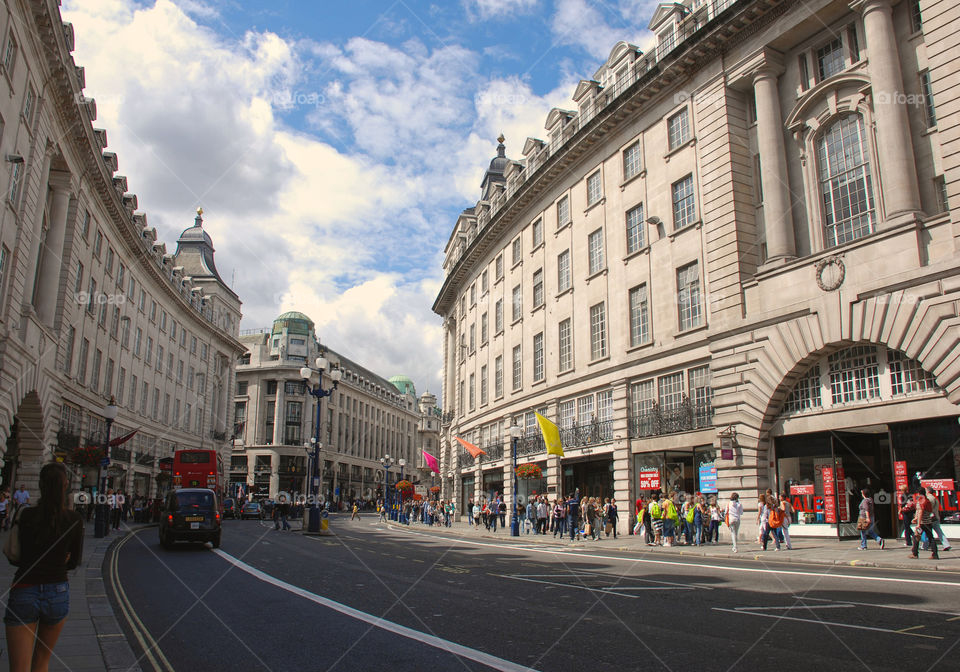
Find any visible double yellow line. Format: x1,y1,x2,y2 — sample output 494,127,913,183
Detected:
107,529,175,672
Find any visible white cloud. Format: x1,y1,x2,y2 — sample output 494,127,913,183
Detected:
549,0,654,60
466,0,539,21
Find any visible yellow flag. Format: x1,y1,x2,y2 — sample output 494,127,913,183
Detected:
535,412,564,457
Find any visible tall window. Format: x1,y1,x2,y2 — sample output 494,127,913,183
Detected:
533,332,544,382
481,312,488,344
626,203,645,253
512,345,522,391
689,365,712,426
672,174,696,230
532,219,543,247
587,228,605,275
589,302,607,360
117,368,125,406
532,269,544,308
557,195,570,228
481,269,488,294
557,249,571,292
2,33,16,74
77,338,89,384
495,254,503,280
63,326,75,375
623,141,642,180
512,284,522,321
667,108,690,150
630,380,655,418
677,261,702,331
910,0,923,32
469,374,476,410
586,171,602,205
558,318,572,372
818,115,875,247
104,358,114,396
469,323,476,352
511,237,522,265
495,355,503,398
129,375,138,410
888,350,936,395
921,71,937,128
480,365,488,405
658,372,684,411
90,349,102,391
495,299,503,332
629,284,649,346
816,37,844,81
828,345,879,404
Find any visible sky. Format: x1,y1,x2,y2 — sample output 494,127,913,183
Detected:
61,0,661,401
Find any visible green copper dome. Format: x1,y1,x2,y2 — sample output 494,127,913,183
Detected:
272,311,314,336
389,375,416,396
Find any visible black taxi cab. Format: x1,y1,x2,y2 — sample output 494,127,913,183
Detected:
159,488,222,549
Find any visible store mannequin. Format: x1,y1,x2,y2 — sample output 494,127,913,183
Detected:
844,474,855,522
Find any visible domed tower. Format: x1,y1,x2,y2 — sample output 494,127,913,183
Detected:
270,311,316,362
388,375,416,397
480,134,509,201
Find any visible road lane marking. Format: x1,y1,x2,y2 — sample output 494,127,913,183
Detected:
495,574,693,597
712,607,943,639
212,549,538,672
793,594,960,617
733,605,855,611
897,625,927,633
109,532,175,672
387,526,960,588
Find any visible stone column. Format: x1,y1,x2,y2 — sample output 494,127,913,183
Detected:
273,381,285,446
851,0,921,217
35,174,72,325
752,57,796,262
20,151,53,314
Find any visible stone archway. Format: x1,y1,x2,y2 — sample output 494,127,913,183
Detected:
2,391,47,491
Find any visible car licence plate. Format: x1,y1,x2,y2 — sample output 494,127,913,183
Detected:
190,522,200,529
186,516,203,522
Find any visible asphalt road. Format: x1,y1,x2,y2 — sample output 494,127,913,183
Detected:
107,516,960,671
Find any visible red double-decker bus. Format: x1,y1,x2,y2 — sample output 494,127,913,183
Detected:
173,449,223,496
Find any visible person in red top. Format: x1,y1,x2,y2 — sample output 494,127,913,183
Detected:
910,487,938,560
896,484,914,547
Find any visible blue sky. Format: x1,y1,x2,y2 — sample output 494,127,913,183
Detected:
61,0,659,398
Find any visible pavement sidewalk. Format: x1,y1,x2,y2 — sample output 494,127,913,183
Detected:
383,517,960,572
0,520,145,672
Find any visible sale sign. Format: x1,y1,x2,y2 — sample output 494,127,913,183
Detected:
790,484,815,495
639,469,661,490
822,467,836,523
894,461,908,491
837,467,848,522
921,479,955,491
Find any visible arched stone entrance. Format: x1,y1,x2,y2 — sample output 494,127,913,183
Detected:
1,391,48,492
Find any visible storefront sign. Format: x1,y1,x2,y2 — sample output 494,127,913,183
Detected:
921,479,955,491
638,469,661,490
699,464,717,493
894,461,908,491
837,467,848,522
790,484,815,495
822,467,836,523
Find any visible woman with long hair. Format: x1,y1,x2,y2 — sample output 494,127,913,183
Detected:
4,462,84,672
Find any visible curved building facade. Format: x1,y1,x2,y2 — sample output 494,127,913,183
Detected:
434,0,960,538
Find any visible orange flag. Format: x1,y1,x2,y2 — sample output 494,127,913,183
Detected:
455,436,486,459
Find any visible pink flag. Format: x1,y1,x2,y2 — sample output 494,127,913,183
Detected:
422,450,440,474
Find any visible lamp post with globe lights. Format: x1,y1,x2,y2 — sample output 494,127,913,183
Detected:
380,454,406,521
509,424,522,537
300,356,341,533
94,397,119,538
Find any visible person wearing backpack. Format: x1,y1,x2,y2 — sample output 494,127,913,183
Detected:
760,494,782,551
663,496,679,547
648,496,663,546
681,496,696,545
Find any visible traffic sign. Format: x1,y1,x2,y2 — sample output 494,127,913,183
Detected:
100,457,110,466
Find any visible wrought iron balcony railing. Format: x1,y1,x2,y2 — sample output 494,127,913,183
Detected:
628,398,713,438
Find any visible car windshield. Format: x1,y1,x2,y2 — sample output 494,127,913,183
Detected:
177,492,214,509
244,502,259,509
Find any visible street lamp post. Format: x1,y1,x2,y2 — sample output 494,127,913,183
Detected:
301,356,342,534
510,424,522,537
379,455,406,521
94,397,119,539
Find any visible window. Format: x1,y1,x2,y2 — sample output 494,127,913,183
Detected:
587,229,604,275
557,195,570,228
753,154,763,203
200,343,208,360
512,345,522,391
285,401,303,445
469,374,476,410
672,174,696,230
589,303,607,360
171,321,177,342
558,400,575,429
558,318,572,372
511,237,522,265
828,345,879,404
117,367,126,403
22,83,35,125
816,37,844,81
458,381,465,415
888,350,936,395
183,403,190,430
921,71,937,128
533,332,545,382
2,33,16,74
910,0,923,32
586,170,602,205
532,219,543,248
532,269,544,308
481,312,488,344
110,306,120,339
163,394,170,424
63,326,75,375
469,323,476,352
8,162,22,204
576,394,594,426
190,335,197,354
129,375,137,410
86,278,96,314
677,262,702,331
470,283,476,306
236,380,249,395
177,360,184,383
630,380,655,419
746,90,758,125
658,372,684,411
73,261,84,294
80,210,90,240
105,247,114,276
689,365,712,426
90,349,102,391
97,300,107,329
937,176,949,214
480,365,488,405
495,254,503,280
623,141,642,180
138,289,146,312
667,108,690,150
818,115,875,247
116,263,125,289
629,284,650,346
134,327,142,357
511,285,523,322
495,355,504,398
266,380,277,395
626,203,645,254
495,299,503,333
150,300,157,322
157,345,164,373
94,230,103,258
481,269,489,294
140,381,148,416
77,338,89,384
146,337,153,366
160,310,167,332
783,366,822,414
557,249,571,293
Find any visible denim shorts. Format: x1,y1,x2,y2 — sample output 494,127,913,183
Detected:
4,582,70,626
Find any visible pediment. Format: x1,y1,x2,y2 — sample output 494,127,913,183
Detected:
785,72,872,131
648,3,686,31
573,79,602,103
522,136,545,156
544,108,575,131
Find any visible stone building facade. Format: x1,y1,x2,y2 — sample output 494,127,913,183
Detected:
433,0,960,538
231,312,427,504
0,0,243,495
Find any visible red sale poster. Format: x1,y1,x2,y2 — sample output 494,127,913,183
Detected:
638,469,661,490
894,461,908,492
822,467,836,523
837,467,848,522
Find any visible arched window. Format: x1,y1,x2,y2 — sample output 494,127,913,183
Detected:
817,114,875,248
